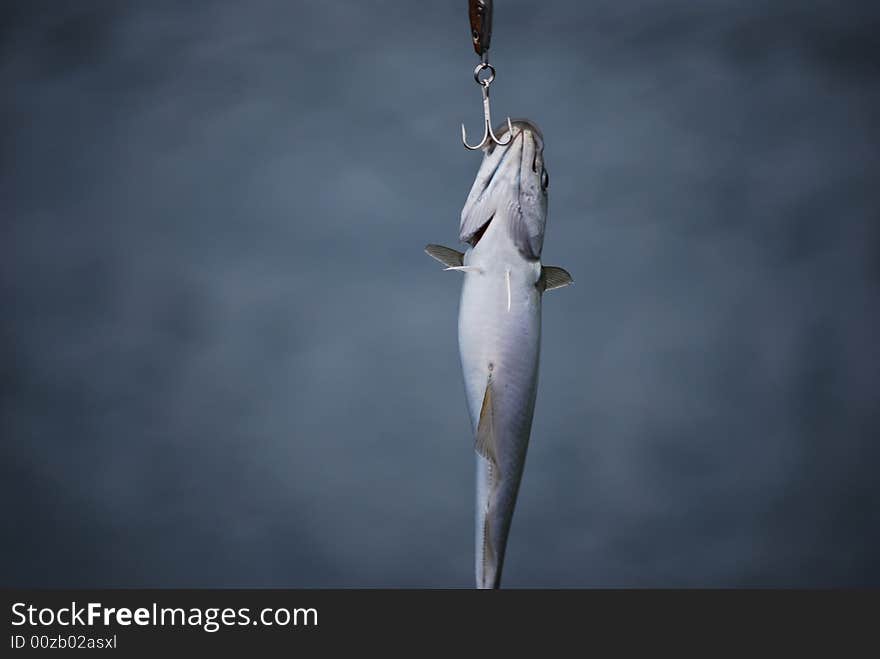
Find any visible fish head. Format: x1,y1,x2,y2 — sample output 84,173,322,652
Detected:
460,119,549,260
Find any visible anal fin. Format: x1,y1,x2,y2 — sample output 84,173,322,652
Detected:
475,380,498,467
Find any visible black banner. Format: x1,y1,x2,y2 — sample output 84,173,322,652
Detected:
2,589,875,653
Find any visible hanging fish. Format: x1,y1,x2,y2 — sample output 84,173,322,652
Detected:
426,120,572,588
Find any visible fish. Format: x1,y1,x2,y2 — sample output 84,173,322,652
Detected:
425,120,572,588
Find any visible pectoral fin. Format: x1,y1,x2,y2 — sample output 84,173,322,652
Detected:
539,266,573,292
424,244,464,268
475,380,498,466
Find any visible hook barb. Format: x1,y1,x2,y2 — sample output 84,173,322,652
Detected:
462,116,513,151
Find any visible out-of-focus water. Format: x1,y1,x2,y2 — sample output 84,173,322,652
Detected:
2,0,879,586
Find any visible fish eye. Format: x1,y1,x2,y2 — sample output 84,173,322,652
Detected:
541,169,549,190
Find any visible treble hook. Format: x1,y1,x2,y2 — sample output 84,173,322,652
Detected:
462,0,512,150
461,62,513,150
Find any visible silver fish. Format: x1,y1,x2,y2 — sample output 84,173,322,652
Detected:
426,120,572,588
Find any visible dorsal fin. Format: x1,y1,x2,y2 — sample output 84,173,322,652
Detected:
475,380,498,466
424,244,464,268
539,265,573,292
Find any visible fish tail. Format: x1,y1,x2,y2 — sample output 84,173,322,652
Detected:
475,454,504,589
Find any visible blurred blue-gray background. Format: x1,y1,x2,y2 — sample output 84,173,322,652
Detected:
2,1,879,587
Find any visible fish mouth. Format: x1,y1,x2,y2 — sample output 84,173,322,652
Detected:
460,119,548,254
470,121,544,247
482,120,545,189
487,119,544,154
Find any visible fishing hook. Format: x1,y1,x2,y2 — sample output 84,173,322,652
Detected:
461,63,513,151
462,0,512,150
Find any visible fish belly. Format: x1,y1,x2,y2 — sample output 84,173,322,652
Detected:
458,260,541,588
